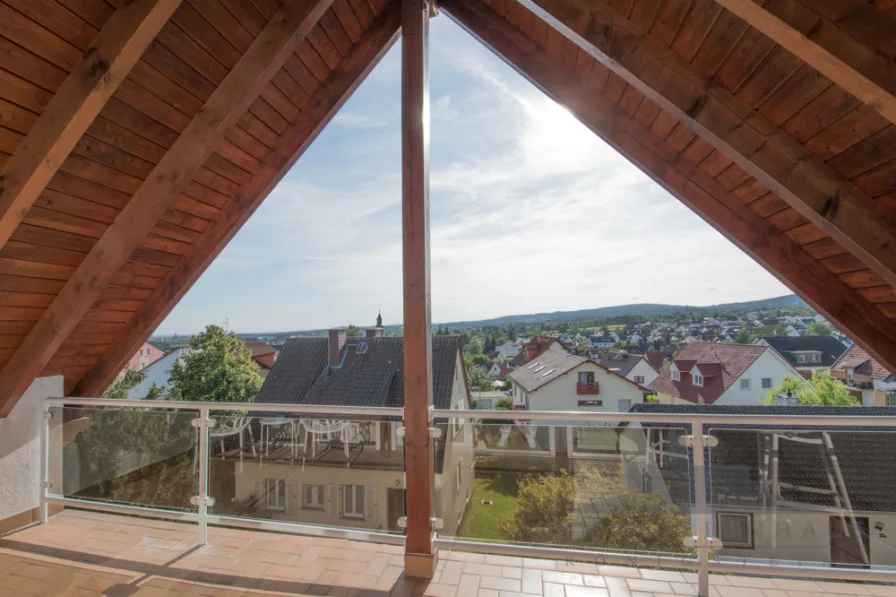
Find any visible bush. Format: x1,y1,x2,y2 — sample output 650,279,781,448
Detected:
499,472,575,544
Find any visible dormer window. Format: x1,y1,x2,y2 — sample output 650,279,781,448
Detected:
693,373,703,387
671,368,680,381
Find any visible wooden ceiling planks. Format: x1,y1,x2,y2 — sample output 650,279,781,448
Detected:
73,0,402,397
440,0,896,374
0,0,340,414
0,0,893,411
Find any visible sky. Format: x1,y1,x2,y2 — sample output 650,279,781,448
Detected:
154,16,790,335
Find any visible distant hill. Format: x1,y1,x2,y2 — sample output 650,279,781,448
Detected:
431,294,807,330
229,294,807,338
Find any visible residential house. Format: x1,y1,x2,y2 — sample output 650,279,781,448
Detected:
648,343,799,406
631,403,896,568
125,347,190,400
588,335,615,350
507,349,644,413
234,326,474,536
244,341,279,378
830,344,896,406
511,335,566,366
495,342,520,362
754,336,848,375
126,342,165,372
486,362,503,378
597,352,659,387
645,351,674,374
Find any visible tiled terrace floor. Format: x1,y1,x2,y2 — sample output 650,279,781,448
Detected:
0,511,893,597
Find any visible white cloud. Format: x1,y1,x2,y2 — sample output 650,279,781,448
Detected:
333,111,389,128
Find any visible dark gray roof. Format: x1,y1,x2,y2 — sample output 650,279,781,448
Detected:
256,335,462,410
630,403,896,513
597,351,644,378
757,335,848,367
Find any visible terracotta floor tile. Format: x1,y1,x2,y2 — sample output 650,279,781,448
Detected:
446,552,487,564
479,576,522,592
523,559,557,571
598,567,641,580
478,590,499,597
486,556,524,568
440,561,465,585
424,583,458,597
541,571,583,586
626,579,673,594
458,573,482,595
565,586,609,597
376,566,405,591
582,576,606,588
522,569,542,595
464,564,505,577
543,581,566,597
502,567,523,580
640,570,686,583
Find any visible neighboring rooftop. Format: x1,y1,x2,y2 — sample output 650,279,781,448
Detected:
831,344,894,382
256,335,463,410
597,351,651,378
647,343,778,405
755,336,847,368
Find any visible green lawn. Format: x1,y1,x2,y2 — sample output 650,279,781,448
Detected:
457,475,519,541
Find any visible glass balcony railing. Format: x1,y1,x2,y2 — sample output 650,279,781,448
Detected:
40,398,896,591
434,415,695,564
207,414,405,537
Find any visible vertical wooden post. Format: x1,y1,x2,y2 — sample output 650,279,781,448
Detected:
401,0,435,579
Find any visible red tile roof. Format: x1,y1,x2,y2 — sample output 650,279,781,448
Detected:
831,344,893,381
645,351,673,372
647,343,770,405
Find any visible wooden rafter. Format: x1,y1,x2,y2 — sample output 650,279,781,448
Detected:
72,4,403,398
518,0,896,291
441,0,896,373
0,0,183,251
0,0,336,417
713,0,896,127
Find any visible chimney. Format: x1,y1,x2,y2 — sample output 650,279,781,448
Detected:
366,327,383,338
328,329,346,367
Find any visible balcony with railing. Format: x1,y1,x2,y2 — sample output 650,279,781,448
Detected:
575,383,600,395
6,396,893,597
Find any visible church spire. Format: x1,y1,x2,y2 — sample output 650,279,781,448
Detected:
376,310,383,327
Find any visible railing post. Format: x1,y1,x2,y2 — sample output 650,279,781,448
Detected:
194,407,211,545
692,421,710,597
38,403,51,524
401,0,435,578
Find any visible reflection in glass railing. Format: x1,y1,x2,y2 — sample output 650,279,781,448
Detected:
439,420,694,559
207,415,406,535
50,405,198,512
707,427,896,570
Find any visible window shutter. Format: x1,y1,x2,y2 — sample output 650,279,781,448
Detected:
327,485,340,518
364,487,376,521
286,482,297,515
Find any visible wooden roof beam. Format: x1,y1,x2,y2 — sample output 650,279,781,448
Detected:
713,0,896,127
441,0,896,373
518,0,896,291
0,0,336,417
72,4,402,398
0,0,183,251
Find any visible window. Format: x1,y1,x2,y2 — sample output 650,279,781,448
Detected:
456,458,463,491
797,354,806,363
740,378,751,390
887,393,896,407
671,369,680,381
634,375,645,384
343,485,365,518
761,378,772,389
618,399,632,412
693,373,703,387
578,371,595,384
303,485,324,509
266,479,286,511
578,400,603,407
717,513,753,548
847,369,855,386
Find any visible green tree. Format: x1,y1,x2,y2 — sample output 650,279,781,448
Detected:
734,329,750,344
590,491,690,553
345,323,362,337
499,472,575,544
469,368,494,392
502,380,512,391
807,322,833,336
103,368,147,399
763,370,858,406
167,325,263,403
144,383,166,400
496,397,512,410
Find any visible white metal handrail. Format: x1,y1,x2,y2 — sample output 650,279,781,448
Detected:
433,408,896,427
44,396,403,417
